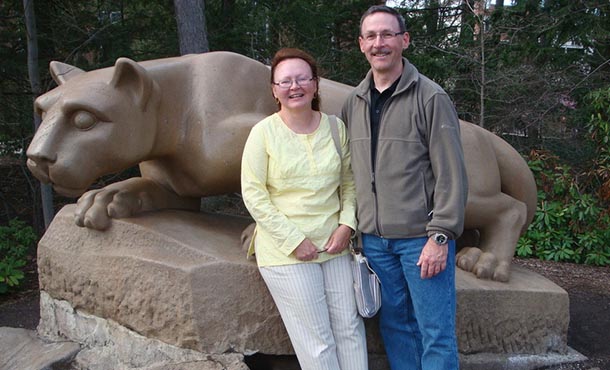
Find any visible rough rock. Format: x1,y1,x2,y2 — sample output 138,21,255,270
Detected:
456,265,569,354
0,326,79,370
38,205,290,355
36,292,249,370
38,204,570,362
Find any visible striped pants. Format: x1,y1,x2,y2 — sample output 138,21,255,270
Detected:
259,254,368,370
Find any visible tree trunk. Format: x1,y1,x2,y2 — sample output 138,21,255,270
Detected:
173,0,209,55
479,21,485,128
476,0,485,128
23,0,54,231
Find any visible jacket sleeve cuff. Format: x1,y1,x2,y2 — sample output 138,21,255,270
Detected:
426,227,456,240
279,233,306,256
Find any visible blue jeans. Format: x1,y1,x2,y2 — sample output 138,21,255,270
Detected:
362,233,459,370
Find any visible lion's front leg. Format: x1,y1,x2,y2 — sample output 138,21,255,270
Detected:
74,177,199,230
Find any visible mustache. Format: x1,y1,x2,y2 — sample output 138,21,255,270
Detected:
371,48,391,54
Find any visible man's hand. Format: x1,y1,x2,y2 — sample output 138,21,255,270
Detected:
416,237,448,279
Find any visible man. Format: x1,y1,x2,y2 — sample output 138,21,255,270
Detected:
341,5,468,370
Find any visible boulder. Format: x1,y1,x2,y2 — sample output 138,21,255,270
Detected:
0,326,79,370
456,266,569,354
37,293,249,370
38,205,570,362
38,204,290,354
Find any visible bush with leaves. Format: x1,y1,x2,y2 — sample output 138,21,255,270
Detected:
0,218,37,294
584,88,610,203
517,88,610,266
518,150,610,265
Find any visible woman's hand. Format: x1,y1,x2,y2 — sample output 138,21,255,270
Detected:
324,224,353,254
293,238,319,261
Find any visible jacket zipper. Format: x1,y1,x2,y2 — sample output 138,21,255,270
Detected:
371,94,396,237
367,107,381,236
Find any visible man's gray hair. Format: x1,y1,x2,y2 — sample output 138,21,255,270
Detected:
359,5,407,34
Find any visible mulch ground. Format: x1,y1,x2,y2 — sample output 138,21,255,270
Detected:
1,257,609,370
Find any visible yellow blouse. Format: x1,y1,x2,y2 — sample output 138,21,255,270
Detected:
241,112,357,267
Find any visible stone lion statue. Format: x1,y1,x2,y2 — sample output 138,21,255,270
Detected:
26,51,536,282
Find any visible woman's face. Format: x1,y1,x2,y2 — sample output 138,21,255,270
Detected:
272,58,317,112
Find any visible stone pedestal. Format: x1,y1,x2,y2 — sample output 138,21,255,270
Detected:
38,204,290,355
37,205,571,367
456,266,569,355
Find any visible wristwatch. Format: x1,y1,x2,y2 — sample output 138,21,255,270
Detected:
432,232,448,246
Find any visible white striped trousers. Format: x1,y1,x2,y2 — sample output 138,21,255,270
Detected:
259,254,368,370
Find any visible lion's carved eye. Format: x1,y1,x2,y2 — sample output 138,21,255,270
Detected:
73,111,97,130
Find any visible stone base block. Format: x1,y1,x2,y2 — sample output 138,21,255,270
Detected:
38,204,290,354
37,291,249,370
456,266,569,354
38,205,569,360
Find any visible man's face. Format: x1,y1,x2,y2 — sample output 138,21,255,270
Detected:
359,12,410,76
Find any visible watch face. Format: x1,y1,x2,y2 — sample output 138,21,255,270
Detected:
434,233,447,245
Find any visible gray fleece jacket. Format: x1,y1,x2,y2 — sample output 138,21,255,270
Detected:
341,58,468,240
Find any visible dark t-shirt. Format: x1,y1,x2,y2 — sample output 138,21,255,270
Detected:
370,77,401,171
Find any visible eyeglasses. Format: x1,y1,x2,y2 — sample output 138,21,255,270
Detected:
272,77,315,89
361,31,404,43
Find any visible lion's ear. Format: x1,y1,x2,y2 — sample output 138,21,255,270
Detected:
49,61,85,85
110,57,154,111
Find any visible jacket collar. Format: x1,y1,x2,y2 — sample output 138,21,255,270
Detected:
355,57,419,100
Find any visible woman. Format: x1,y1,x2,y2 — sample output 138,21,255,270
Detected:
241,48,367,370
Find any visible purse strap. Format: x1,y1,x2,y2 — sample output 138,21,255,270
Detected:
328,115,343,211
328,115,362,254
329,114,341,158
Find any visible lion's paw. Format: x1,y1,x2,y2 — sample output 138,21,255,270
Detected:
74,187,144,230
491,261,511,282
456,247,510,282
456,246,482,271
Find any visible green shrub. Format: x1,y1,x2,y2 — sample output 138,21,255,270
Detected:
584,87,610,203
517,88,610,266
518,150,610,265
0,219,37,294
